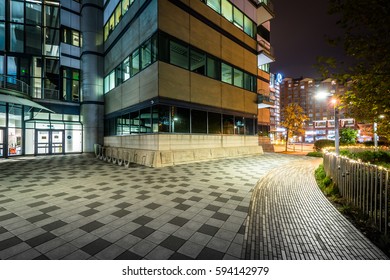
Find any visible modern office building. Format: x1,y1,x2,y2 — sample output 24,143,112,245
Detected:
1,0,82,158
279,77,354,142
0,0,274,166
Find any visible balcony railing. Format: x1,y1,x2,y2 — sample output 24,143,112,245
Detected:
258,94,273,104
1,74,60,101
0,75,30,97
257,90,274,109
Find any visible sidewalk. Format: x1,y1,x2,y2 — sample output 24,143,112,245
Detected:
242,159,388,260
1,153,387,259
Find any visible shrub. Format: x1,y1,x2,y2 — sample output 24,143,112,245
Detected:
315,164,326,181
363,141,374,147
363,140,390,147
340,128,358,145
314,164,339,197
306,152,324,157
314,139,335,152
340,150,353,157
339,150,390,168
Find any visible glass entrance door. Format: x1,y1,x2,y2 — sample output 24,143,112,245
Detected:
35,130,64,155
0,129,4,157
51,130,64,154
36,130,50,154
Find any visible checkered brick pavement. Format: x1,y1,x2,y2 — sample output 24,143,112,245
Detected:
0,153,386,260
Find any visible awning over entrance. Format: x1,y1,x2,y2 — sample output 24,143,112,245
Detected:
0,94,54,113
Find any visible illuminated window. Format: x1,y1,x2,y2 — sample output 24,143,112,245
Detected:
115,4,121,26
122,57,130,81
221,63,232,84
207,0,221,13
221,0,233,22
233,7,243,29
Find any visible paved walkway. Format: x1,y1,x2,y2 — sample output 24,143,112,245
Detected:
0,153,387,260
242,161,388,260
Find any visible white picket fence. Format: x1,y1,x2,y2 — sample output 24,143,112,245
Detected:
323,153,389,236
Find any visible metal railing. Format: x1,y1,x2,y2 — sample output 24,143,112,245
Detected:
42,88,60,100
323,153,389,236
32,87,60,100
0,75,61,101
0,74,30,96
257,94,273,104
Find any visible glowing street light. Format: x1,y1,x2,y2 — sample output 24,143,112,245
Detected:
374,114,385,150
315,91,339,155
332,98,340,155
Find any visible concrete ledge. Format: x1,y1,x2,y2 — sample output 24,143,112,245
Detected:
95,144,264,167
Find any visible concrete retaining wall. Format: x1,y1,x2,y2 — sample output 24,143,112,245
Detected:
104,134,259,150
95,144,263,168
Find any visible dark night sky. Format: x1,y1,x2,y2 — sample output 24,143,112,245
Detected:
270,0,346,79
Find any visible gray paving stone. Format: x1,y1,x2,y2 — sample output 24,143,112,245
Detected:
1,153,386,260
207,236,231,253
130,239,157,257
95,244,126,260
115,234,142,250
145,230,170,245
9,248,41,260
46,243,78,259
145,245,174,260
177,240,203,259
189,232,212,246
0,242,30,259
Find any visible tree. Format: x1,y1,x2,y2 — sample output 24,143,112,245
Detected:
339,127,358,145
280,104,308,151
318,0,390,139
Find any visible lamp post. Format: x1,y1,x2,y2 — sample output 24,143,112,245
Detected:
316,91,339,155
332,98,340,155
374,115,385,151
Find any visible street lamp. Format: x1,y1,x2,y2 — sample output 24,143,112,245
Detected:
315,91,339,155
331,98,340,155
374,114,385,150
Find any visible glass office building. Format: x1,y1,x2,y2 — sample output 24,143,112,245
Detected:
0,0,82,157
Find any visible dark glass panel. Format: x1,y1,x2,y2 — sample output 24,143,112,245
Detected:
208,112,221,134
158,105,170,133
172,107,190,133
170,41,189,69
223,114,234,134
190,49,206,75
191,110,207,133
26,26,42,55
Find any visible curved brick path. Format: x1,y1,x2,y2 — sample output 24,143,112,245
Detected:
242,159,388,260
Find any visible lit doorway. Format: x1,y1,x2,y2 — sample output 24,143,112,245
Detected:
35,130,65,155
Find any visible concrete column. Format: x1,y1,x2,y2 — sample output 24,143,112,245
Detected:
80,0,104,153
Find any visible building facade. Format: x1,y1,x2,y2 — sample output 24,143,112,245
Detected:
1,0,274,165
279,77,354,142
1,0,83,158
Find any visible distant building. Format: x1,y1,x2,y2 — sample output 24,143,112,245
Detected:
279,77,356,142
268,72,281,141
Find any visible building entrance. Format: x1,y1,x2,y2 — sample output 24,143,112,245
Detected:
35,130,65,155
